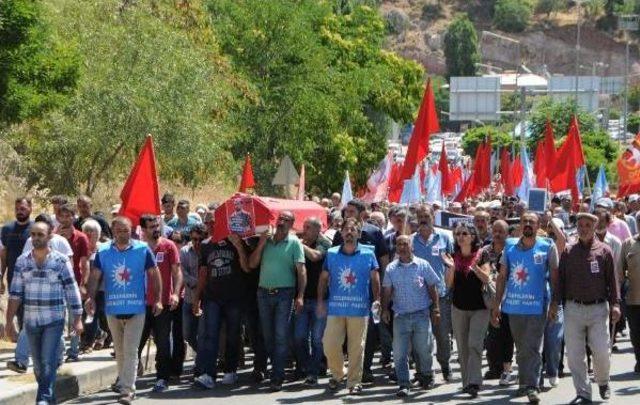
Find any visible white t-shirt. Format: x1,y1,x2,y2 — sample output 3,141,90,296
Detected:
22,233,74,257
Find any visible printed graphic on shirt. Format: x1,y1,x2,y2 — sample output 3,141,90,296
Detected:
510,261,529,287
339,267,358,291
590,260,600,274
112,263,132,289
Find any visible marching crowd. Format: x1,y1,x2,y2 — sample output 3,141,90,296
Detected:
1,191,639,405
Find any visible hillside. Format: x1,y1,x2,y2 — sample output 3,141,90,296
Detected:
381,0,640,78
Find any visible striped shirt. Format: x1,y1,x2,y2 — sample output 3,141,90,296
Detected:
9,249,82,327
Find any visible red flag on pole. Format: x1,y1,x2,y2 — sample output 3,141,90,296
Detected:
500,148,515,196
471,140,491,194
297,164,305,201
400,78,440,180
512,153,523,188
118,135,161,225
550,116,584,193
439,143,454,195
239,154,255,192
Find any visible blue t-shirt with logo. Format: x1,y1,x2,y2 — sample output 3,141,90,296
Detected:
411,230,454,297
323,244,379,317
94,240,156,316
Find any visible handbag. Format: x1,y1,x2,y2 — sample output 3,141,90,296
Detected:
482,278,496,309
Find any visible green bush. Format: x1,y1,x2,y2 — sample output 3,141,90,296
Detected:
444,14,479,79
493,0,533,33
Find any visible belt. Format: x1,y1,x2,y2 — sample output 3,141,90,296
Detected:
570,298,606,306
259,287,293,295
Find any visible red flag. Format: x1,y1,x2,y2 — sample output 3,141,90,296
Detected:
534,142,547,188
388,162,404,203
239,154,255,192
439,143,454,195
550,116,584,193
454,173,474,202
617,133,640,197
451,165,463,190
512,153,523,187
471,140,491,194
119,135,161,225
500,148,515,196
400,78,440,180
297,164,305,200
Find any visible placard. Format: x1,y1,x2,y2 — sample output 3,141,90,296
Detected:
435,211,474,229
226,196,256,237
528,188,548,213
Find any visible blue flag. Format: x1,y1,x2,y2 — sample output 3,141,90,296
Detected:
516,145,534,204
590,164,608,211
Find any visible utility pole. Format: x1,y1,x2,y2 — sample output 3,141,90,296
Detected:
575,1,582,103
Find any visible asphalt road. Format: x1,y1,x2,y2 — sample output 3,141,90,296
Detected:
66,335,640,405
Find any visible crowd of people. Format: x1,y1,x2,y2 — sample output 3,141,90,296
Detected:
1,191,639,405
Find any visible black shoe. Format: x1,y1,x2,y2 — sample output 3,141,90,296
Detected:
484,369,501,380
269,380,283,392
252,369,265,383
569,396,592,404
65,355,79,363
420,375,435,390
442,367,451,382
526,388,540,404
599,384,611,400
396,386,409,397
361,371,374,384
328,378,340,391
388,369,397,382
468,384,479,399
612,345,619,353
635,363,640,374
6,361,27,374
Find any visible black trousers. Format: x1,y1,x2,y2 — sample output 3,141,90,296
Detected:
627,304,640,365
485,312,514,374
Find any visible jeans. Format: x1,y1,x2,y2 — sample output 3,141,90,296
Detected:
293,299,326,378
66,307,81,359
393,311,433,388
486,312,514,374
16,326,65,368
243,298,267,372
26,320,65,404
195,299,243,378
257,287,294,382
509,312,547,389
182,300,199,351
627,304,640,366
543,304,564,378
432,295,452,372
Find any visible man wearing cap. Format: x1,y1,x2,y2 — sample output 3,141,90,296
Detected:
555,212,620,404
597,198,632,243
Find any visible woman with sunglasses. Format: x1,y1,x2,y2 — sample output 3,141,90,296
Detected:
443,223,491,399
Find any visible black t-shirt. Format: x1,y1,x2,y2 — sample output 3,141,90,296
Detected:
199,238,244,302
451,251,486,311
1,220,33,284
303,239,331,300
75,214,112,239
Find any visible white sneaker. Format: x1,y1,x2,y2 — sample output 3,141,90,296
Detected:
220,372,238,385
548,376,558,387
194,373,215,389
499,370,513,386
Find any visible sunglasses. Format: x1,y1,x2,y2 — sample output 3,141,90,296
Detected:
454,232,470,237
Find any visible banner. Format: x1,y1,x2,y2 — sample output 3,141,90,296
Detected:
435,211,473,229
617,134,640,197
226,196,256,237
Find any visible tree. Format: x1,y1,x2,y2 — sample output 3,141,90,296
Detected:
493,0,533,33
443,14,479,80
535,0,565,17
209,1,424,194
461,125,516,157
6,0,244,195
0,0,79,124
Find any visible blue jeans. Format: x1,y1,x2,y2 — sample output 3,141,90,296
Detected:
26,320,65,404
16,328,64,368
393,311,433,387
182,301,199,351
257,287,294,382
543,304,564,378
194,299,242,378
293,299,326,378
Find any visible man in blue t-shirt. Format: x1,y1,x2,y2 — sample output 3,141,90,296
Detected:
318,218,380,395
85,216,162,405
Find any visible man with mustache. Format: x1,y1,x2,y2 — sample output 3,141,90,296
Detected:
556,212,620,404
410,204,454,384
318,217,380,395
492,212,559,404
248,210,306,392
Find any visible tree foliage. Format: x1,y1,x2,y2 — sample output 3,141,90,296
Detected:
461,125,516,157
493,0,533,33
443,14,479,80
0,0,79,124
208,0,424,194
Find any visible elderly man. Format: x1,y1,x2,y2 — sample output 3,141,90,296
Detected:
493,212,559,404
4,220,83,405
473,211,492,246
382,235,439,397
318,218,380,395
294,217,331,386
556,212,620,404
249,210,306,391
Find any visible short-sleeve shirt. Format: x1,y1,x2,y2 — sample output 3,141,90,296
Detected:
146,238,180,306
324,244,379,317
23,234,74,258
332,222,389,264
411,230,454,297
304,234,332,299
259,234,305,289
199,238,244,301
167,216,201,238
383,257,439,315
66,229,90,283
1,220,33,284
75,215,112,239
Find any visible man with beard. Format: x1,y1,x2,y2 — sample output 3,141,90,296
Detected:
482,220,515,385
85,216,162,405
75,195,112,239
2,197,35,374
318,218,380,395
56,204,90,362
3,220,83,405
382,235,439,397
556,212,620,404
473,211,492,246
492,212,559,404
410,204,454,384
136,214,182,393
248,211,306,392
